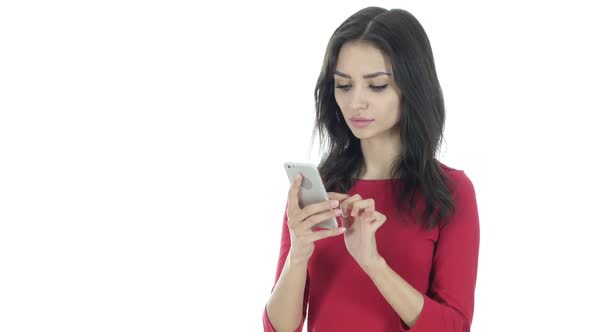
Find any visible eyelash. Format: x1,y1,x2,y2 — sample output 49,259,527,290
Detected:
335,84,388,91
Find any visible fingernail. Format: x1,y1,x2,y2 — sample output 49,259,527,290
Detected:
330,200,339,208
334,209,342,216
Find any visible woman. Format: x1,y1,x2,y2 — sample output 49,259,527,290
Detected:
263,7,480,332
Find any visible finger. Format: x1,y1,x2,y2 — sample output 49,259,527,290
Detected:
334,193,351,220
370,212,387,231
302,208,342,230
341,194,363,218
350,198,375,218
357,210,375,225
310,226,347,242
328,192,349,201
360,208,376,223
341,217,352,229
300,199,340,221
288,173,303,213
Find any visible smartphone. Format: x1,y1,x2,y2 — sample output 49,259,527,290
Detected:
284,162,338,229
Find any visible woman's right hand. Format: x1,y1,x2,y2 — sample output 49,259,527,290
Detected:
287,173,347,265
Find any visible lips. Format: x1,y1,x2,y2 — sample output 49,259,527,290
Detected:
350,119,374,128
350,116,373,121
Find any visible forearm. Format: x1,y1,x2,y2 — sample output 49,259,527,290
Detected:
365,256,424,328
266,251,308,332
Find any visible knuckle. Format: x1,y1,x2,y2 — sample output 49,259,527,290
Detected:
301,206,310,217
311,215,323,225
293,213,305,224
299,215,310,226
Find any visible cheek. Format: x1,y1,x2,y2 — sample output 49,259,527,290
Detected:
375,94,401,120
334,93,348,111
381,93,401,110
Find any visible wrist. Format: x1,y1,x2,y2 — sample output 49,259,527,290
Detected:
287,250,310,269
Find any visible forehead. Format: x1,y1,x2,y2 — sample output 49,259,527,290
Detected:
334,41,391,75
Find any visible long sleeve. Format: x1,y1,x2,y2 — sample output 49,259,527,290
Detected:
263,200,310,332
400,171,480,332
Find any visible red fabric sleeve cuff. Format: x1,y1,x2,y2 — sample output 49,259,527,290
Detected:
399,294,435,332
263,306,305,332
263,306,277,332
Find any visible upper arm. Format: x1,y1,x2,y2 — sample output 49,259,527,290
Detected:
430,171,480,324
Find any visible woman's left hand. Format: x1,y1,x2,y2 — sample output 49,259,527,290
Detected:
328,192,388,273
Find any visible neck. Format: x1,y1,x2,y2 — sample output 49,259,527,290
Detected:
357,126,402,179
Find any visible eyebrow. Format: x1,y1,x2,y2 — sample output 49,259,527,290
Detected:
333,70,391,79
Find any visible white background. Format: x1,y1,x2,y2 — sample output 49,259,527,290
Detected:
1,0,589,331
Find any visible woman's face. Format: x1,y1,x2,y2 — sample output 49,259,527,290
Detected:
333,41,402,140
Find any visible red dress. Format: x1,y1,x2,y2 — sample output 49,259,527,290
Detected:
263,164,480,331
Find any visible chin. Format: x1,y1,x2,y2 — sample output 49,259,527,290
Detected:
350,129,374,140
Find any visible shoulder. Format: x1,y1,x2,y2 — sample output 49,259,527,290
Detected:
437,162,479,231
438,160,462,177
437,161,475,196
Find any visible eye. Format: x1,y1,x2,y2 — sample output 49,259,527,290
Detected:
335,84,388,91
371,84,388,90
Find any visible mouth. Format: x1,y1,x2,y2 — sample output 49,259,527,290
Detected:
350,119,374,128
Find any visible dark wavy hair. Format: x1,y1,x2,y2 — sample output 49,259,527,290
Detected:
312,7,457,229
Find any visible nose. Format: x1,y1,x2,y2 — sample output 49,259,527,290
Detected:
350,87,368,111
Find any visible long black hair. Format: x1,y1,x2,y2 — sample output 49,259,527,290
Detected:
312,7,456,229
